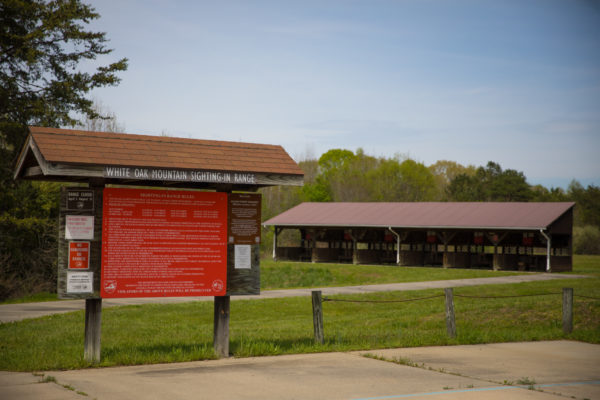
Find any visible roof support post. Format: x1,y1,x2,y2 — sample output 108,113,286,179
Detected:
388,227,401,265
345,230,359,265
272,227,282,261
540,229,551,272
487,232,508,271
439,232,457,269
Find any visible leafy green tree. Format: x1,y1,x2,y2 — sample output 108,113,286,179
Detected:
530,185,568,202
447,161,533,202
0,0,127,299
397,159,437,201
1,0,127,161
329,149,377,201
568,181,600,228
429,160,476,200
302,149,356,202
446,173,482,201
368,158,403,201
489,167,532,201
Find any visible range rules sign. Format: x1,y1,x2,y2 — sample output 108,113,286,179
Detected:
101,188,228,298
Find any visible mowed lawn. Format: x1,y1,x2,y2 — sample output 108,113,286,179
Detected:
0,255,598,371
260,259,521,289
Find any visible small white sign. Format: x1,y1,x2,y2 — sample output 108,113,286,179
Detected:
65,215,94,240
67,272,93,293
234,245,251,269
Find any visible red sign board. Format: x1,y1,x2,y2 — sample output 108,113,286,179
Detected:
101,188,227,298
68,241,90,269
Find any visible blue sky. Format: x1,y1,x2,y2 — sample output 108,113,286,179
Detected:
87,0,600,189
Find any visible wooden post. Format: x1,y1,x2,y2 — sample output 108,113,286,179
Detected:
444,288,457,339
562,288,573,334
214,296,230,357
84,298,102,362
312,290,324,344
273,227,279,260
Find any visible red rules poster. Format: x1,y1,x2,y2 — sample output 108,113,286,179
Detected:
101,188,227,298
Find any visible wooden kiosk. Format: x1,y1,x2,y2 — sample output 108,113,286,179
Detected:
13,126,304,361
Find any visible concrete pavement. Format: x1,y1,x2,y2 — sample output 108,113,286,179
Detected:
1,341,598,400
0,273,587,323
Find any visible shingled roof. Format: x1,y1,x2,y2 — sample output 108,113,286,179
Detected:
14,127,304,189
264,202,575,231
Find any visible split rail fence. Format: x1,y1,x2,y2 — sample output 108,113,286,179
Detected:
311,288,597,344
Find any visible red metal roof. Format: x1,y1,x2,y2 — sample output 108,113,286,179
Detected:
26,126,304,175
264,202,575,230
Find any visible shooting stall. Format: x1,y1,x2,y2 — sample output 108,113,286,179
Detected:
14,126,303,360
264,202,574,272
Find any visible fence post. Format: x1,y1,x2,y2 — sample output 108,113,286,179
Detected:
312,290,324,344
444,288,457,339
562,288,573,334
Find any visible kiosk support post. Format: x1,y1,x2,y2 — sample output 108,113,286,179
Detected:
213,295,230,357
84,298,102,362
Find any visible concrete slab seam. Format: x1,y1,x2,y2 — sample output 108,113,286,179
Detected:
350,380,600,400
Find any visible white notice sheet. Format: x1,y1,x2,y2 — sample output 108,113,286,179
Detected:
234,245,251,269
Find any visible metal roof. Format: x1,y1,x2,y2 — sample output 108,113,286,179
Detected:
263,202,575,230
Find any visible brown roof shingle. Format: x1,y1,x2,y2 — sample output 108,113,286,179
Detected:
28,126,304,176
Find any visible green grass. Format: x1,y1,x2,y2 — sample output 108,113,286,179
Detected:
0,292,58,305
260,254,600,290
260,260,521,289
3,255,598,304
1,275,598,371
1,255,598,371
569,255,600,277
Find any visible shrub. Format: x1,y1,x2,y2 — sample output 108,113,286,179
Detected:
573,225,600,255
0,215,57,300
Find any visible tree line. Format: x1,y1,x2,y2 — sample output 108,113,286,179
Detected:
260,149,600,255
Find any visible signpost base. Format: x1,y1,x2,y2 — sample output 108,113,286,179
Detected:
84,298,102,362
213,296,230,358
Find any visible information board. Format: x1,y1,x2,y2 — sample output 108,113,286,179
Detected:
101,188,227,298
228,193,261,245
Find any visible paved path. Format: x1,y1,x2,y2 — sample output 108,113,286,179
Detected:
0,273,588,323
1,341,599,400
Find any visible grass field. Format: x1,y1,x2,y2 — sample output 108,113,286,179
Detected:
1,255,595,304
260,259,522,289
1,255,598,371
566,254,600,277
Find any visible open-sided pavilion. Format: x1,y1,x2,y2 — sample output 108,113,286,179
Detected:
264,202,575,272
